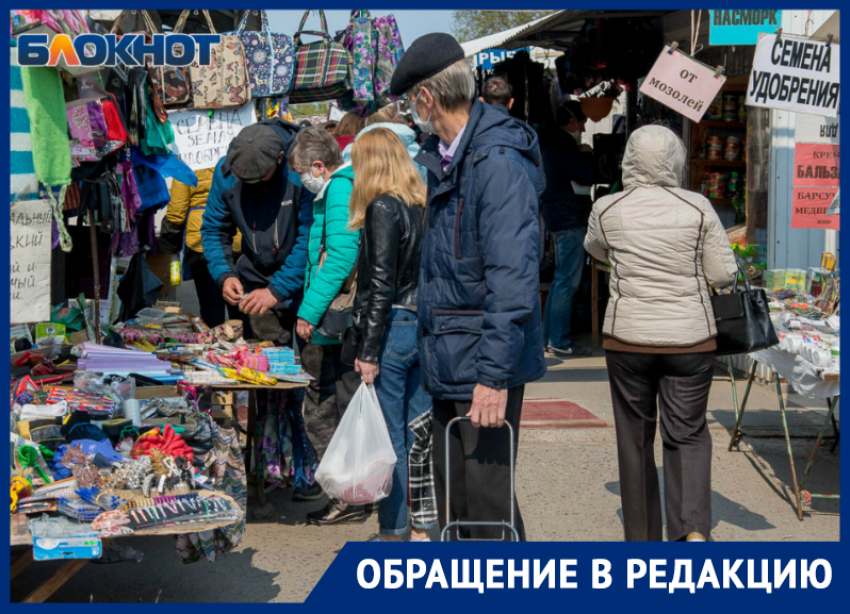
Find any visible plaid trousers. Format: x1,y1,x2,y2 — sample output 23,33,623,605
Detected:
408,410,438,530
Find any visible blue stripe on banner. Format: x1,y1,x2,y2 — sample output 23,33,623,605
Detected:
11,67,23,91
10,150,36,175
10,107,31,133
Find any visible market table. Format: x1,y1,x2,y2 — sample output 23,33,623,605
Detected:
210,381,308,509
10,492,244,603
728,346,840,520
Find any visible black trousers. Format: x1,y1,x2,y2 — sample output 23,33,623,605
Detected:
605,351,715,542
300,342,355,460
185,249,251,335
432,386,526,541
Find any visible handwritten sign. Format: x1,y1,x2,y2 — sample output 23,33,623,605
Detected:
747,33,839,117
169,103,256,171
791,188,840,230
639,45,726,123
709,10,782,46
10,200,52,323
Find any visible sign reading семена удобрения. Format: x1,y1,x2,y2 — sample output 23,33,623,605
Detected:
746,32,839,118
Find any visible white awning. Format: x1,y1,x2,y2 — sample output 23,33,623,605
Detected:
460,11,568,58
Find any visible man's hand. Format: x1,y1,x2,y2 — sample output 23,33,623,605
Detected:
355,358,380,384
579,144,593,154
467,384,508,428
240,288,279,316
296,318,315,342
222,277,244,306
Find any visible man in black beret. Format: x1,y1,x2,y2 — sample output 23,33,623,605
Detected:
391,33,545,542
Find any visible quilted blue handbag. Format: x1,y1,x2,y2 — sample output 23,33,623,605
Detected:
235,10,293,97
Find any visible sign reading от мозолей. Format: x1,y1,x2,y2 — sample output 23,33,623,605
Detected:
709,10,782,45
638,44,726,123
747,33,839,117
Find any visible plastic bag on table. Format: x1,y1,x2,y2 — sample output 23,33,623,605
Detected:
315,383,396,505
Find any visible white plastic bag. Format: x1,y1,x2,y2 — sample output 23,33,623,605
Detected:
315,383,397,505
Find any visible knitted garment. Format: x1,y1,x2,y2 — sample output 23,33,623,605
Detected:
20,61,73,251
10,38,38,203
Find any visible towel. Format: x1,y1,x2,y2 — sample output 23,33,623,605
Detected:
20,60,73,250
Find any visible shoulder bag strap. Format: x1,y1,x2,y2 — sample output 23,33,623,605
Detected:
110,10,157,35
235,9,251,35
294,10,332,46
172,10,190,34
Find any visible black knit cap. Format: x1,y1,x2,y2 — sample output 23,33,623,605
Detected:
390,32,465,97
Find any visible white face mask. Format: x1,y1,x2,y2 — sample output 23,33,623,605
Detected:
300,169,325,194
410,91,435,135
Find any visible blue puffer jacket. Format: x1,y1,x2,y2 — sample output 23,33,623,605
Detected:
415,100,546,401
202,119,314,305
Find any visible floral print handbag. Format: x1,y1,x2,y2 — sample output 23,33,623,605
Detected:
235,10,293,97
373,15,405,107
177,10,252,109
336,11,405,114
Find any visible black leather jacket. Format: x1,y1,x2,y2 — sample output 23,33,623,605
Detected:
349,194,424,363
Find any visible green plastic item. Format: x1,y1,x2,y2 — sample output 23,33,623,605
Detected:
18,445,51,485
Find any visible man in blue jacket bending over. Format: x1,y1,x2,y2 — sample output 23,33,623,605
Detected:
391,34,546,541
202,120,314,348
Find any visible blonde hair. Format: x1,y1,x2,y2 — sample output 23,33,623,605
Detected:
349,128,426,230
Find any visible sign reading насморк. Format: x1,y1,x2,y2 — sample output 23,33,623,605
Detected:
709,10,782,45
746,32,839,118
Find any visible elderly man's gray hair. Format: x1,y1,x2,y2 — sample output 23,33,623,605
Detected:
410,60,475,112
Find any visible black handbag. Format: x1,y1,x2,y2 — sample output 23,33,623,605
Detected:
710,263,780,356
314,209,359,341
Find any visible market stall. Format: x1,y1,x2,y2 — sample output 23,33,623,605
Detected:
472,10,840,347
728,278,840,520
9,7,409,587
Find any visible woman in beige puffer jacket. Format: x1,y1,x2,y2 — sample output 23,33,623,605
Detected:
584,125,737,543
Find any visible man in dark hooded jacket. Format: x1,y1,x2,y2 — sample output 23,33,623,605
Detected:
202,120,314,347
391,33,545,542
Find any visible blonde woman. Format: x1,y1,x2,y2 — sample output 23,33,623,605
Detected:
343,128,432,541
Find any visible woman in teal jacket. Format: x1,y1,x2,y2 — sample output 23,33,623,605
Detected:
287,127,366,525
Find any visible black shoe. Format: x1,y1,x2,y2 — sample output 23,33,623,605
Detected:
550,343,592,357
307,500,368,526
292,482,324,502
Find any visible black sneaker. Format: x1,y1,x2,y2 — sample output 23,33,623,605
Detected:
292,482,324,502
550,343,592,357
307,500,368,526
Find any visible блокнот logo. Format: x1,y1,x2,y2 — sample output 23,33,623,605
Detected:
17,33,221,67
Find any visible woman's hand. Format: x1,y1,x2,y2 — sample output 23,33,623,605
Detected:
296,318,315,342
355,359,380,384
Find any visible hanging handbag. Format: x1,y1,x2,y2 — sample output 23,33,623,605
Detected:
710,262,780,356
108,11,169,122
290,10,352,104
315,201,359,341
235,10,293,97
177,10,252,109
